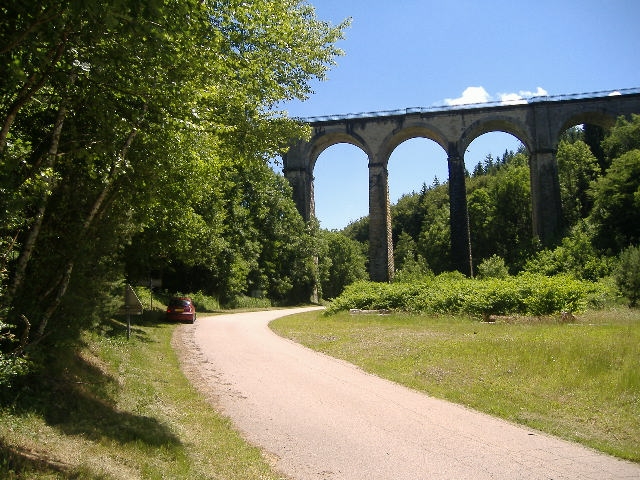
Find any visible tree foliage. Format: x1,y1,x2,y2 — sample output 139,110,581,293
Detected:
387,150,533,275
0,0,347,363
317,229,367,299
601,114,640,162
556,139,600,227
615,245,640,307
413,182,451,273
126,158,318,304
524,222,613,281
589,145,640,252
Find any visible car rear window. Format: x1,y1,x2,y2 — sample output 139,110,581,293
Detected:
169,299,191,307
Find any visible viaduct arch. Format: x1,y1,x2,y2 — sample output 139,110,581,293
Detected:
283,89,640,282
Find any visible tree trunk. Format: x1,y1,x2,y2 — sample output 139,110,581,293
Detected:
36,262,73,339
32,108,145,339
3,76,74,310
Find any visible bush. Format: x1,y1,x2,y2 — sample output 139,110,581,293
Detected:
393,255,432,284
524,222,613,281
615,245,640,307
325,281,417,314
475,255,509,279
226,295,272,310
189,291,222,312
327,273,605,317
0,319,31,387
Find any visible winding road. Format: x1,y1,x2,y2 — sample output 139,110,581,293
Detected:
177,307,640,479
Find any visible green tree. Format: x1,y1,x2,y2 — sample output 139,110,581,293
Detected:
615,245,640,307
583,124,607,172
467,183,494,264
589,150,640,252
342,216,369,245
127,154,319,305
524,221,612,281
588,115,640,253
394,231,417,271
416,183,451,273
466,153,533,272
392,191,425,242
1,0,347,360
489,156,533,270
317,230,367,299
556,139,601,227
601,114,640,162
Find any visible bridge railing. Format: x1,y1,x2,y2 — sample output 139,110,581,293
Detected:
298,87,640,123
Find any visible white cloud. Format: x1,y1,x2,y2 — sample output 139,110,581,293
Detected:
520,87,548,98
444,86,491,106
498,93,528,105
443,86,548,107
608,91,622,96
498,87,548,105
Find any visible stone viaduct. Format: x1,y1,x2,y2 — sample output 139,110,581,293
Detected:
283,89,640,282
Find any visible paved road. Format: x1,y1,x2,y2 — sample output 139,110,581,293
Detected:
182,307,640,480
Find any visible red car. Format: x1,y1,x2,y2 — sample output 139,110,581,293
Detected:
166,297,196,323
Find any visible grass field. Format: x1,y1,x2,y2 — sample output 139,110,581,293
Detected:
0,314,285,479
270,308,640,462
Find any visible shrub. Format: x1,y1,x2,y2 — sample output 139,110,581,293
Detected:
226,295,272,310
325,281,418,314
326,273,603,317
524,222,613,281
0,319,31,387
190,291,222,312
393,255,432,284
475,255,509,279
615,245,640,307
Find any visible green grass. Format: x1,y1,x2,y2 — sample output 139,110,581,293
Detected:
270,308,640,462
0,313,286,479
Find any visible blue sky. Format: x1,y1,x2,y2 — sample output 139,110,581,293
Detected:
280,0,640,230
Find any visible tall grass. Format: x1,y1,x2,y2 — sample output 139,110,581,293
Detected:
270,308,640,462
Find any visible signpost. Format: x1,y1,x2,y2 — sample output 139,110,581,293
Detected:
118,284,143,339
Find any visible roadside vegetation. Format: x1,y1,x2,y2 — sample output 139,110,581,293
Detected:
0,296,286,480
325,272,608,317
270,307,640,462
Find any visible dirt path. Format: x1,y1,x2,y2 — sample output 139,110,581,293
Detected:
174,307,640,480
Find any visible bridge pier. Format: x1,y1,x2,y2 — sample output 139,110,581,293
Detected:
530,149,563,245
448,150,473,276
284,166,314,222
368,161,394,282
